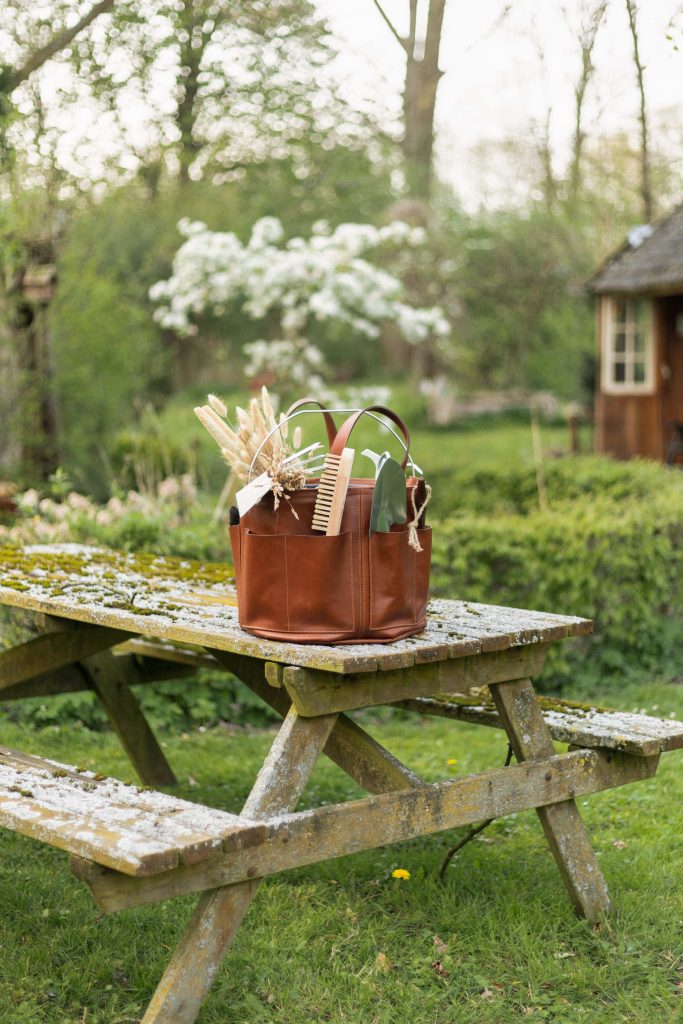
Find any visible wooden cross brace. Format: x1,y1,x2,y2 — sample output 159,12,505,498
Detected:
66,655,657,1024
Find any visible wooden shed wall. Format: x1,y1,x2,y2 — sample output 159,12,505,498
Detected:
595,390,663,460
595,296,665,461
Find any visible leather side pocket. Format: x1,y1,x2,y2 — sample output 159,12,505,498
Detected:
239,530,357,635
239,531,288,631
369,528,416,630
228,523,243,611
284,532,356,634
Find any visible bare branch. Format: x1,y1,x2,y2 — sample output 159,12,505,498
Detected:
6,0,116,94
465,3,513,53
371,0,409,52
569,0,608,197
625,0,654,221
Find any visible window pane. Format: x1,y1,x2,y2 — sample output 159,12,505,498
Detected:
614,300,627,324
633,331,646,353
613,360,626,383
633,300,649,327
614,330,627,352
633,361,646,384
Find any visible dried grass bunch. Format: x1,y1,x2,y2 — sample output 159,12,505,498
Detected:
194,388,306,510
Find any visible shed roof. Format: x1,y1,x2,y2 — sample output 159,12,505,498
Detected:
590,203,683,295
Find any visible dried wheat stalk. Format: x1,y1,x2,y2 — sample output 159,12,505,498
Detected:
194,388,308,509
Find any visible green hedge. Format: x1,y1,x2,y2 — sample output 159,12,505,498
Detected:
431,490,683,687
428,454,683,518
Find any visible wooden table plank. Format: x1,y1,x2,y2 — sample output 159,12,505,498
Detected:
282,645,550,716
0,747,262,876
0,626,132,689
399,696,683,757
0,544,591,674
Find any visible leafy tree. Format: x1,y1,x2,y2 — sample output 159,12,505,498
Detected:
150,214,448,400
2,0,385,190
0,0,398,487
0,0,115,165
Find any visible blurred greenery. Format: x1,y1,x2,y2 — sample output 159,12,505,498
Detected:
2,134,681,492
1,0,682,492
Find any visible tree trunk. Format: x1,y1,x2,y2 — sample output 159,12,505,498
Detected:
0,321,21,475
173,0,217,183
625,0,654,222
14,301,61,482
176,46,202,184
536,108,557,210
402,0,446,200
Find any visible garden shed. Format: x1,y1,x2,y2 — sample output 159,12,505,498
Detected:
590,204,683,462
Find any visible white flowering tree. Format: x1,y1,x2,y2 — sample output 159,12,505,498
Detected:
150,216,449,398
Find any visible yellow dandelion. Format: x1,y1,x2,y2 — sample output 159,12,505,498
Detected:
447,758,458,766
391,868,411,880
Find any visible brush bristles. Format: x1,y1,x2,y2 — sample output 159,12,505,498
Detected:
312,461,341,529
311,452,352,533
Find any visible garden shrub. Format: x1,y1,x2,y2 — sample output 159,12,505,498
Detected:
428,454,683,518
431,489,683,688
109,430,195,493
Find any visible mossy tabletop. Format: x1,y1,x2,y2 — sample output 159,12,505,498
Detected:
0,544,592,674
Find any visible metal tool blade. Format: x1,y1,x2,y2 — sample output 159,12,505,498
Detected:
369,456,407,534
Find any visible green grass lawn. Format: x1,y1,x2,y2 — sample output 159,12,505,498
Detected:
0,677,680,1024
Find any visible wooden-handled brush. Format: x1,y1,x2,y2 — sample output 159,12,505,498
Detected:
311,448,355,535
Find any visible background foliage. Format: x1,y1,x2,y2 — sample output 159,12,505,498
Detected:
4,437,683,730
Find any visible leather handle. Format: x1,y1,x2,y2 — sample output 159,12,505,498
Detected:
285,397,337,447
330,405,411,469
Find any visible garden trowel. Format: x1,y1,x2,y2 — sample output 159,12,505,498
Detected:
363,449,407,534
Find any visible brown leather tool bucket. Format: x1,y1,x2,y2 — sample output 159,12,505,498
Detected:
228,402,431,645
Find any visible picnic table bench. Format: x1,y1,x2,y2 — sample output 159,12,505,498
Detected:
1,542,682,1024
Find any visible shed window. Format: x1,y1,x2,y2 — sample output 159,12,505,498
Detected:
601,298,653,394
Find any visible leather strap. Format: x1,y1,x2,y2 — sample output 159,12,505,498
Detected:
330,405,411,469
285,397,337,447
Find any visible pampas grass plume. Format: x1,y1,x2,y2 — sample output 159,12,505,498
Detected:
261,386,276,427
208,394,228,418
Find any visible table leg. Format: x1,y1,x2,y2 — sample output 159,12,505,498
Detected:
140,706,338,1024
81,649,177,787
34,613,176,787
214,651,423,795
489,677,612,921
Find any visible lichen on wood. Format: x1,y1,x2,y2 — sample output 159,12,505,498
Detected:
0,543,592,674
0,746,263,876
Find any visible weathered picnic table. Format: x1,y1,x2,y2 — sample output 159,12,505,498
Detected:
0,543,682,1024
